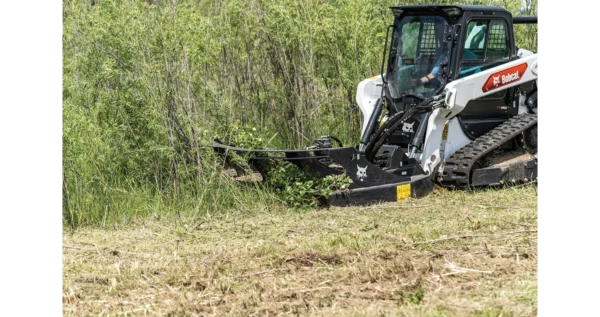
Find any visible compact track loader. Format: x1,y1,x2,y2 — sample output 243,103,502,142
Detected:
213,5,538,206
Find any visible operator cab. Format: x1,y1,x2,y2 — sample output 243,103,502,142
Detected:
383,5,518,147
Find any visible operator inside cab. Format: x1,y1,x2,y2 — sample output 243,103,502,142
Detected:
387,15,483,99
413,23,486,86
412,49,480,87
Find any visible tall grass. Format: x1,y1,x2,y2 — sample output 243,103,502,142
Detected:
62,0,537,228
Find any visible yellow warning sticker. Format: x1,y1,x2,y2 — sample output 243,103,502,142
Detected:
396,184,411,202
442,124,449,140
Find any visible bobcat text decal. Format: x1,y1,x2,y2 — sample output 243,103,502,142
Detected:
482,63,528,92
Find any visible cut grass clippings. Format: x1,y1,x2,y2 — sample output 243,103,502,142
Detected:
63,185,537,316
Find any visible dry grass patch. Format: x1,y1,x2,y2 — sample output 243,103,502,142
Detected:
63,185,537,316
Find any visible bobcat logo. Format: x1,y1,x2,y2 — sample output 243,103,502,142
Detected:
493,75,500,87
402,122,415,133
356,165,368,181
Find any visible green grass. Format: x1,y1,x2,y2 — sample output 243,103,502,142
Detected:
63,185,537,316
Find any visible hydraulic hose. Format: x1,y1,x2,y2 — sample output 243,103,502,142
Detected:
366,107,424,162
364,97,435,161
328,135,344,148
358,98,384,153
409,112,431,158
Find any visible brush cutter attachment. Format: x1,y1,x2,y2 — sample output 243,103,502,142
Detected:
212,138,433,206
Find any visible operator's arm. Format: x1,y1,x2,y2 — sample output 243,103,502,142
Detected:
413,69,436,86
418,73,435,84
415,56,443,86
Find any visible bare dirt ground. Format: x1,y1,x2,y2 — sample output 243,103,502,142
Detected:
63,185,537,316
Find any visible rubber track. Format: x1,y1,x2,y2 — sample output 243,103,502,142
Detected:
441,113,537,190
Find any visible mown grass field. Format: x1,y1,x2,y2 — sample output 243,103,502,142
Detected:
63,185,537,316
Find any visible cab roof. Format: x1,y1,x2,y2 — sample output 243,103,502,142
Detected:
390,5,511,18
